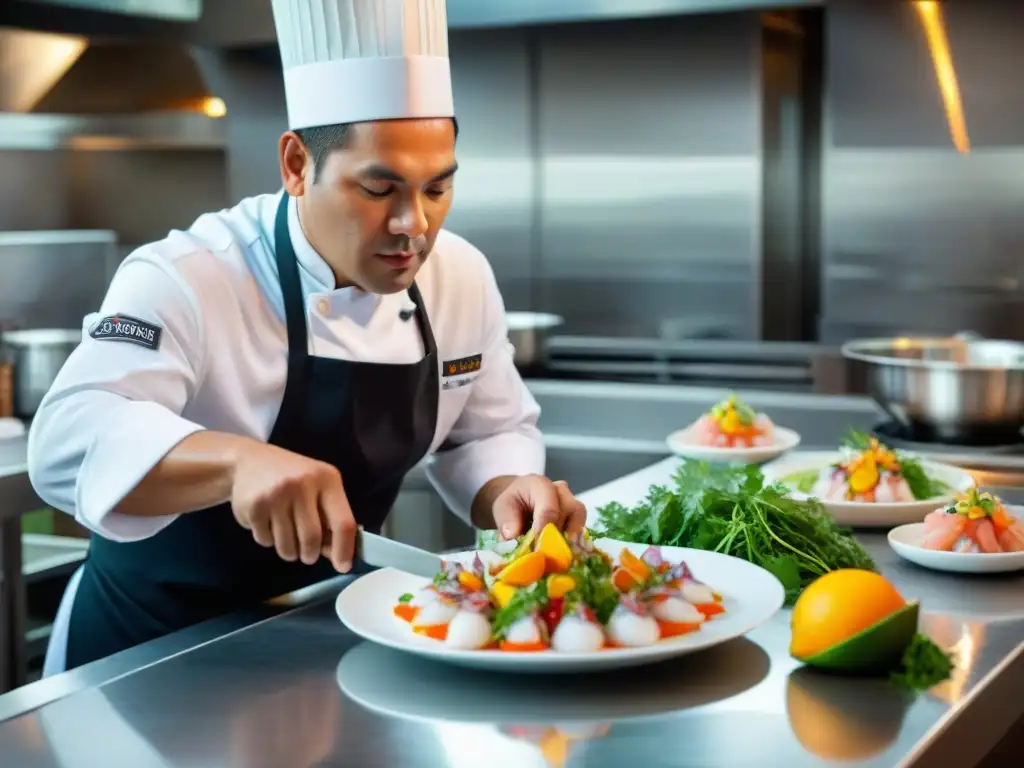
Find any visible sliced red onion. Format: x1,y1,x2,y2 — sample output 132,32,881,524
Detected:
462,592,492,613
669,561,693,582
471,553,485,577
641,546,664,568
619,594,649,616
443,560,464,581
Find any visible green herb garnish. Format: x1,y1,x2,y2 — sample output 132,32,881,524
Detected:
491,580,548,639
890,633,953,690
780,469,820,494
565,553,620,624
592,461,875,605
843,430,951,500
398,593,414,603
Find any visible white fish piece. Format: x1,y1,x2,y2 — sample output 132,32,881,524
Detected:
680,579,715,605
505,616,543,645
414,599,458,627
445,610,492,649
409,587,440,608
606,605,659,647
551,615,605,653
653,597,704,625
953,535,980,553
494,539,518,556
476,550,505,572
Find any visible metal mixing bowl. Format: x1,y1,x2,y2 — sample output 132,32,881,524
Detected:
841,336,1024,445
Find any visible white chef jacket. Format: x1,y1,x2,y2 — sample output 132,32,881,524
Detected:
26,191,544,541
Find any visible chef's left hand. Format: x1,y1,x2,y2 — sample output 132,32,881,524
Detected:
491,475,587,540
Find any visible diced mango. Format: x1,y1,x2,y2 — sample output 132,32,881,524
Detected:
537,523,574,573
612,567,639,592
619,548,650,583
546,573,576,599
499,551,546,587
491,580,518,609
457,571,484,592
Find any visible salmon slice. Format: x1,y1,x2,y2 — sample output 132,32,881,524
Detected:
921,514,967,551
996,523,1024,552
973,519,1003,553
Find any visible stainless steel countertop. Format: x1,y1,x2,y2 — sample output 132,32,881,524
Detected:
0,458,1021,767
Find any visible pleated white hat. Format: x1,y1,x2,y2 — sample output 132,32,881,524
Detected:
271,0,454,130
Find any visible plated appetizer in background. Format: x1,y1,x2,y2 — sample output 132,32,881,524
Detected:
888,489,1024,574
785,432,951,503
921,489,1024,554
665,394,801,464
688,394,775,449
762,432,975,528
391,525,726,653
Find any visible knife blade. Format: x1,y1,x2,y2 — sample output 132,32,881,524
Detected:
355,530,444,579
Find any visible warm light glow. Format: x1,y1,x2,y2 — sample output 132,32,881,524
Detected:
202,97,227,118
0,29,87,112
913,1,970,153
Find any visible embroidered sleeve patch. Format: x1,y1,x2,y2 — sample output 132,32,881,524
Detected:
89,314,163,350
442,354,482,377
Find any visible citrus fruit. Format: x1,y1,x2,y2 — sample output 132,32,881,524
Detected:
789,569,907,661
803,602,919,673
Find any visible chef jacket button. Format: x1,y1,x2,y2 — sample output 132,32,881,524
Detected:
316,298,330,316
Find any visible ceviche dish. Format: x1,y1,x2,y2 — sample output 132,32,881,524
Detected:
784,432,951,503
921,488,1024,554
686,394,775,448
392,525,725,653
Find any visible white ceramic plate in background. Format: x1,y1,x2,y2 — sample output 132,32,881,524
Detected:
664,426,801,465
335,538,785,674
888,506,1024,574
762,450,975,528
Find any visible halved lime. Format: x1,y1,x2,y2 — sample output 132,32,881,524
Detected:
799,601,920,674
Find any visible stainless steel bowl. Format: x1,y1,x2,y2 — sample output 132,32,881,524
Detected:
506,312,564,368
4,329,81,418
841,336,1024,444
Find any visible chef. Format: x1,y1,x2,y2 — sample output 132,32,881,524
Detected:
28,0,585,675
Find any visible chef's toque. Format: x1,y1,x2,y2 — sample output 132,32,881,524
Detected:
271,0,454,130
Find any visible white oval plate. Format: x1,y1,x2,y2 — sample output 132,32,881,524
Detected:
888,506,1024,574
762,450,975,528
665,425,801,465
335,538,785,674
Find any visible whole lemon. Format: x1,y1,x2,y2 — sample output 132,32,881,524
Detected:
790,569,906,660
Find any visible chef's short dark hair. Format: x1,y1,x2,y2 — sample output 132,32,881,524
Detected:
295,118,459,182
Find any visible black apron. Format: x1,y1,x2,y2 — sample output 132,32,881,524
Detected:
65,194,440,670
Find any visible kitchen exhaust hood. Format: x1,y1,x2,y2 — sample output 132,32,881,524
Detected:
190,0,820,47
443,0,821,28
0,27,224,150
14,0,201,22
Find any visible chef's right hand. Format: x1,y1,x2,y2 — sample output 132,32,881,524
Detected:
230,442,356,572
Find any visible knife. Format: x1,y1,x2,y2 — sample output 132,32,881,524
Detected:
355,529,444,579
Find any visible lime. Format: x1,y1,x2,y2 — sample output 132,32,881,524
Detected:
800,601,920,674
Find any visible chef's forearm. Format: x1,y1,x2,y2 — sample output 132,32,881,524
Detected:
115,431,253,518
469,475,518,529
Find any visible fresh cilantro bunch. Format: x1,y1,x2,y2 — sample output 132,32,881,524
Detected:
592,460,876,605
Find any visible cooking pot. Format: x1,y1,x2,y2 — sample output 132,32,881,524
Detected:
841,335,1024,444
506,312,564,367
4,329,81,418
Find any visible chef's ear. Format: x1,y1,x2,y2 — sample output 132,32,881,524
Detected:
279,131,310,197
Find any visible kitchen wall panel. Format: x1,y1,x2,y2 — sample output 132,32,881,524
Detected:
821,1,1024,343
535,15,763,339
67,148,228,249
0,150,71,232
444,29,535,313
